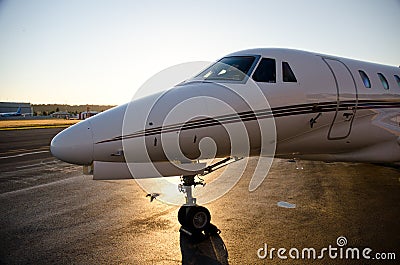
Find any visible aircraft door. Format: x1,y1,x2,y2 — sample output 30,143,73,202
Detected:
323,58,358,140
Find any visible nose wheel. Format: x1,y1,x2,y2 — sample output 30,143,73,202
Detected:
178,205,211,231
178,175,211,235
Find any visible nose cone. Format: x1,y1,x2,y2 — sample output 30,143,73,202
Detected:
51,120,94,165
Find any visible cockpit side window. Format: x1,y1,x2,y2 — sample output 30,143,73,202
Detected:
252,58,276,83
282,62,297,82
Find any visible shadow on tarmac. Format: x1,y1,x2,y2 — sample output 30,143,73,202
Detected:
180,223,229,265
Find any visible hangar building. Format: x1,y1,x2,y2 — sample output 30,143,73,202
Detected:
0,102,33,115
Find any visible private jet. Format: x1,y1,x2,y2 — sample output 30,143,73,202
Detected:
0,107,22,117
51,48,400,235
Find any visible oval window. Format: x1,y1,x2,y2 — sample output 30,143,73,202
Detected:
358,70,371,88
394,75,400,88
377,73,389,90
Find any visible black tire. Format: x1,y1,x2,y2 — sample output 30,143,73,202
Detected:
178,206,190,227
186,206,211,231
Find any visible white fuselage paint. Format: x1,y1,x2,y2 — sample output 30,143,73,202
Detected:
51,48,400,179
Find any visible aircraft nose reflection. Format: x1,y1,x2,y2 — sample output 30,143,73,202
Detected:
50,120,94,165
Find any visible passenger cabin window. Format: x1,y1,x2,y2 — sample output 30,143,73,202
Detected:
252,58,276,83
282,62,297,82
378,73,389,90
358,70,371,88
394,75,400,88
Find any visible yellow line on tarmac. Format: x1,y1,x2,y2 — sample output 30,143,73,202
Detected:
0,125,72,131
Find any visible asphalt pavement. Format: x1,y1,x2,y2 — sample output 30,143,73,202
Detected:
0,128,399,264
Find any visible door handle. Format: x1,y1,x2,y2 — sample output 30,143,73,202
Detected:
343,112,353,121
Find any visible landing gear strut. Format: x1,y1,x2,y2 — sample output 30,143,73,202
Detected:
178,175,211,235
177,158,239,237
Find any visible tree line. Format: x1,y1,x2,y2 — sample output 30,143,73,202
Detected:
32,104,116,116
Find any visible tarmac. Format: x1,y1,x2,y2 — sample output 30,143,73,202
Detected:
0,128,399,264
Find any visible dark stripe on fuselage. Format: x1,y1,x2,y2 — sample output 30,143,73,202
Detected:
96,100,400,144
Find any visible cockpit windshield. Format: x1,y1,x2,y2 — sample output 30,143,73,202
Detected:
191,56,257,82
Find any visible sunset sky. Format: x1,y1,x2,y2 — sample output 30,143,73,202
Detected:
0,0,399,105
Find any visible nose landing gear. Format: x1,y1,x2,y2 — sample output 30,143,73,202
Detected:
176,158,240,237
178,175,211,236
